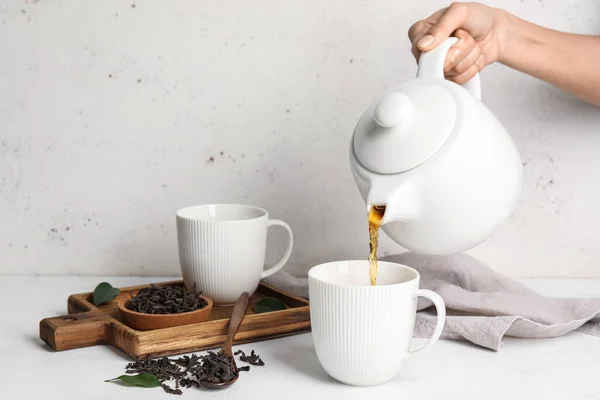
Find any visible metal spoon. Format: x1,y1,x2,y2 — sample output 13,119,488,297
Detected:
200,291,250,389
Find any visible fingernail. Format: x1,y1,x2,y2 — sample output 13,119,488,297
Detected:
417,35,434,48
450,49,460,63
444,49,460,71
477,54,485,67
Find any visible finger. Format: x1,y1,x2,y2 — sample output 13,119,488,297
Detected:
444,29,476,72
446,45,482,77
408,20,427,42
408,20,429,61
417,2,469,52
411,43,421,62
448,54,485,84
410,8,446,58
409,9,447,60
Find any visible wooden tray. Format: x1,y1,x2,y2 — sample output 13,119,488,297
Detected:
39,280,311,360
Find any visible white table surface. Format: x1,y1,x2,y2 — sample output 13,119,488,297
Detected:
1,276,600,399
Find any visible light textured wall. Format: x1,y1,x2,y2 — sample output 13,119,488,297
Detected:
1,0,599,277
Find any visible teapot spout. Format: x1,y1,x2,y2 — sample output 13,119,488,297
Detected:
366,182,420,225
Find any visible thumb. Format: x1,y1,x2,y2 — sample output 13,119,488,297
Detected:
417,3,468,51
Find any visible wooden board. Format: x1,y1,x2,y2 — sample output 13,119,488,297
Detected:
39,280,311,360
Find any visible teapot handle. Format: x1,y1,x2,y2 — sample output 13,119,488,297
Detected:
416,37,481,100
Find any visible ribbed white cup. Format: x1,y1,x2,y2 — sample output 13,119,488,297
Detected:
176,204,293,304
308,260,446,386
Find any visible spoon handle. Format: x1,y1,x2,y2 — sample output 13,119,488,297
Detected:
223,292,250,355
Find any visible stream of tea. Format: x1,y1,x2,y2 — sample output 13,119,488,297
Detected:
368,205,386,286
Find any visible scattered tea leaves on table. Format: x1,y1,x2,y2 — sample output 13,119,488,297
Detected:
235,349,265,366
117,349,265,395
160,383,183,395
126,284,208,314
105,372,161,388
253,297,286,313
92,282,120,306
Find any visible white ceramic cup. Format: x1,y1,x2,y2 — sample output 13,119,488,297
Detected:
176,204,293,305
308,260,446,387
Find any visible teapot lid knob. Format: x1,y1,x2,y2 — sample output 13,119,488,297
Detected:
352,83,456,174
374,92,411,128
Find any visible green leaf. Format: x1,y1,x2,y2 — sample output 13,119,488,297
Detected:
105,372,161,388
92,282,120,306
253,297,287,313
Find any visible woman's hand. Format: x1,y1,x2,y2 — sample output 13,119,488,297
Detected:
408,2,506,84
408,2,600,105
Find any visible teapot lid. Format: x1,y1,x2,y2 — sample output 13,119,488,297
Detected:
352,80,456,174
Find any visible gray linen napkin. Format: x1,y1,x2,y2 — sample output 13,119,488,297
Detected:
264,252,600,351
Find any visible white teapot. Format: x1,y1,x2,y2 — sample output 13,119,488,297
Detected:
350,38,522,255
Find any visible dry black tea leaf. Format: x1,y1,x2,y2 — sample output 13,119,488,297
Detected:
235,349,265,366
118,349,262,395
105,372,161,388
93,282,120,306
253,297,286,313
195,351,240,385
126,284,208,314
160,383,183,395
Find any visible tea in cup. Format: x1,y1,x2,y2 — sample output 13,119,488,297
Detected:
308,260,446,386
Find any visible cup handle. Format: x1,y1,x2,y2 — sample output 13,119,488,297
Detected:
260,219,294,279
409,289,446,354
